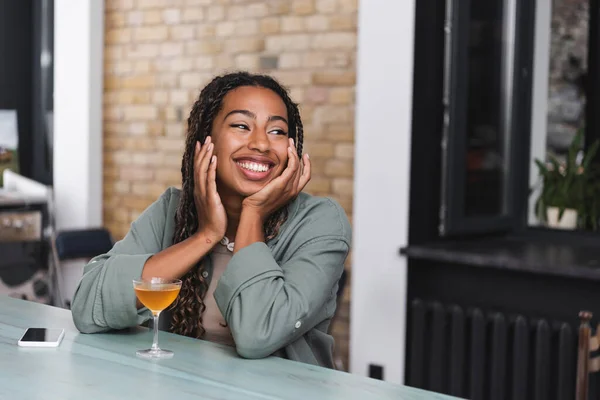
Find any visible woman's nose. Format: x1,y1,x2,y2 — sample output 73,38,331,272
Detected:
248,129,270,152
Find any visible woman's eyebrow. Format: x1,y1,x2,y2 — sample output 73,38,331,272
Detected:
223,110,288,125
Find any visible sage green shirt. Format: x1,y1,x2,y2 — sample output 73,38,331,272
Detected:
70,187,352,368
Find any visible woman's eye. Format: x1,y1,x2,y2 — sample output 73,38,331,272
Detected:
231,124,249,130
269,129,288,136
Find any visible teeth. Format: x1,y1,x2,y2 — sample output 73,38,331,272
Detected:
237,161,270,173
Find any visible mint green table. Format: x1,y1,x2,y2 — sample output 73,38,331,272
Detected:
0,296,460,399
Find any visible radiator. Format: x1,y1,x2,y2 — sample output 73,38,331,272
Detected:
406,298,593,400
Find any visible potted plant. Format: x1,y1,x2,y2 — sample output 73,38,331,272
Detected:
532,130,599,230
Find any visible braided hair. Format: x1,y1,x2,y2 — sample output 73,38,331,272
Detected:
170,71,304,338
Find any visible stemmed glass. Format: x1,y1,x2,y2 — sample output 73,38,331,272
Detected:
132,277,182,359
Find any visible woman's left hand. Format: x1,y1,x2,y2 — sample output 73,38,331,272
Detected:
242,138,311,221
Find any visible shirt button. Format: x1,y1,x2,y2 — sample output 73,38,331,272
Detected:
202,271,209,278
295,321,302,329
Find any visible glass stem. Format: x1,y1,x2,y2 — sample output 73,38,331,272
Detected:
151,311,160,351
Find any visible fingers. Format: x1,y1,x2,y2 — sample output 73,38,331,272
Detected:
196,136,214,196
297,153,311,192
281,138,300,188
207,155,219,203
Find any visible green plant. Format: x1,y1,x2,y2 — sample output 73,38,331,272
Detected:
532,129,600,228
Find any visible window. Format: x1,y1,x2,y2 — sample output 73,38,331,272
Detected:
439,0,535,236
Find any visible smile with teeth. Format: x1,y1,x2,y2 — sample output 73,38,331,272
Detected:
236,161,272,173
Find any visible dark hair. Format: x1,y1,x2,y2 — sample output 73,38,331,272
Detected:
170,71,304,338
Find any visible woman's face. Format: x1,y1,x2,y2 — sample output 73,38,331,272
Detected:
210,86,290,197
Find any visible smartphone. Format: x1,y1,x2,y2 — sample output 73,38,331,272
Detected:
17,328,65,347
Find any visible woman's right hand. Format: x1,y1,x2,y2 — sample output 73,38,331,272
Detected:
194,136,227,243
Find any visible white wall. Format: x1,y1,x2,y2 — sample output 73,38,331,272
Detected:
350,0,415,384
53,0,104,302
528,2,552,225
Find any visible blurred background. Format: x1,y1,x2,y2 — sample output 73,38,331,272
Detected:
5,1,600,399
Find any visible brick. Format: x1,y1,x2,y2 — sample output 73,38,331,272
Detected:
162,8,181,24
122,196,153,210
106,0,134,11
207,6,225,21
120,74,156,89
266,35,310,51
133,26,169,42
184,0,212,5
227,5,245,20
137,0,165,9
160,42,184,57
132,60,153,73
304,141,334,157
185,41,222,55
325,159,353,177
152,91,169,104
316,0,337,13
312,105,353,124
156,138,184,152
268,1,291,15
106,12,126,28
326,124,354,141
338,0,358,12
260,17,280,34
235,20,259,35
286,87,302,103
104,105,124,121
270,71,312,86
181,7,204,22
123,105,158,121
332,178,353,196
259,56,279,70
155,169,182,183
306,177,331,192
215,54,235,69
293,0,315,15
165,123,186,137
180,72,213,88
127,43,160,58
327,52,352,67
281,16,305,33
170,25,195,40
306,15,329,31
329,87,354,104
246,3,269,17
196,25,216,38
279,53,301,69
313,71,355,86
329,15,356,30
216,21,235,37
235,54,259,70
305,87,329,104
303,52,327,68
334,143,354,159
170,90,190,105
143,10,162,24
195,56,215,70
120,167,154,181
126,11,144,26
106,28,132,44
225,38,265,53
311,33,356,49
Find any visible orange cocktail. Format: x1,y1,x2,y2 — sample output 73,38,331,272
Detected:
132,278,182,359
134,284,180,313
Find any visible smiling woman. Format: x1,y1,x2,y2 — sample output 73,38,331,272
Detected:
70,71,352,369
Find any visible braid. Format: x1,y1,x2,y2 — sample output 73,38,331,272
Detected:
170,71,304,338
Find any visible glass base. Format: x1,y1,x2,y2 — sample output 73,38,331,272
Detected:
136,348,174,359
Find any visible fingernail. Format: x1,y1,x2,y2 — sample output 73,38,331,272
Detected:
211,155,216,163
196,141,200,150
290,138,295,146
306,153,310,159
205,136,211,144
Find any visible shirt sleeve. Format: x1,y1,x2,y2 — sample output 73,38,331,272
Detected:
214,235,350,359
70,189,172,333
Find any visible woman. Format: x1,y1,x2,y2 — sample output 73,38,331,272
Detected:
71,71,351,368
